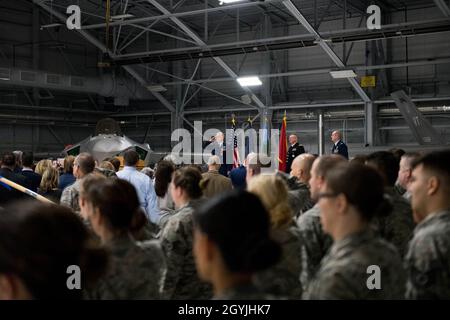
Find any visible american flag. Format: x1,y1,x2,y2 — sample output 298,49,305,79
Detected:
231,117,240,168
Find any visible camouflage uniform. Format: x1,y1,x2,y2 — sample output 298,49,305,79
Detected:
372,187,415,257
404,209,450,299
159,201,213,299
214,283,276,300
60,179,81,214
297,205,333,291
94,167,117,179
85,235,166,299
304,230,405,299
254,223,304,299
276,172,314,218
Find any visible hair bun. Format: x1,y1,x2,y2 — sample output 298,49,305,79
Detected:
240,236,281,273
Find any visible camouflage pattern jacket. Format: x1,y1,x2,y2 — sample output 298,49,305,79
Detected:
254,223,304,299
304,230,405,299
86,235,166,299
297,205,333,291
405,209,450,299
159,201,213,299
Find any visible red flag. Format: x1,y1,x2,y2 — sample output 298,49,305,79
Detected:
278,112,287,172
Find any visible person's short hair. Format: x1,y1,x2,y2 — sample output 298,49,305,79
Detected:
1,152,16,167
207,155,221,166
63,155,75,174
388,148,406,163
74,153,95,175
246,152,263,174
350,154,367,165
22,152,34,168
412,149,450,192
401,152,421,169
99,161,115,171
366,151,399,186
314,155,347,178
172,166,203,199
325,163,392,222
123,150,139,166
193,190,281,273
0,201,107,299
12,151,23,166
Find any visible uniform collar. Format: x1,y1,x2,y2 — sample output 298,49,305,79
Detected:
415,209,450,232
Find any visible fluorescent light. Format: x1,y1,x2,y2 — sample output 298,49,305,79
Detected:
110,14,134,20
146,85,167,92
40,23,62,30
219,0,245,4
237,76,262,87
330,70,357,79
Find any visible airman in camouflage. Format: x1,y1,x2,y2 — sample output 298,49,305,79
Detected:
277,172,314,218
254,223,304,299
296,205,333,291
304,230,406,299
60,179,82,214
159,201,213,299
404,209,450,299
371,187,415,257
404,149,450,299
85,235,166,299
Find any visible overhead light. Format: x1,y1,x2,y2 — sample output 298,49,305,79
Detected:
330,70,357,79
110,14,134,20
219,0,245,4
40,23,62,30
146,85,167,92
237,76,262,87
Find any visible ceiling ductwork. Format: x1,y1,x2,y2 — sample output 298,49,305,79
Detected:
0,67,155,105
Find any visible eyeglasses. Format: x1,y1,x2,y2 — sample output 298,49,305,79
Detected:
317,192,340,199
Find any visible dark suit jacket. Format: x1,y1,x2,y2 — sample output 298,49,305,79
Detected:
211,142,233,177
21,169,42,192
286,142,306,173
229,165,247,190
331,140,349,159
0,167,30,206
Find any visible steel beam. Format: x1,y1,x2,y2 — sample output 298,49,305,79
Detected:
146,0,265,111
282,0,370,102
434,0,450,17
32,0,177,114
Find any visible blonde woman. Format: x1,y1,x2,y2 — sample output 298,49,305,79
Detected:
38,167,62,202
34,159,52,176
247,174,305,299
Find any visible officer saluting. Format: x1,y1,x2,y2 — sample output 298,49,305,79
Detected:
330,130,349,159
286,134,305,173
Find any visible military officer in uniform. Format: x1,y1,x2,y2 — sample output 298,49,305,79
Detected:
405,150,450,299
286,134,305,173
330,130,349,160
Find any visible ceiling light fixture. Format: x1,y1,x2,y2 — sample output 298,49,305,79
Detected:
110,14,135,20
237,76,262,87
329,70,357,79
219,0,245,5
146,85,167,92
